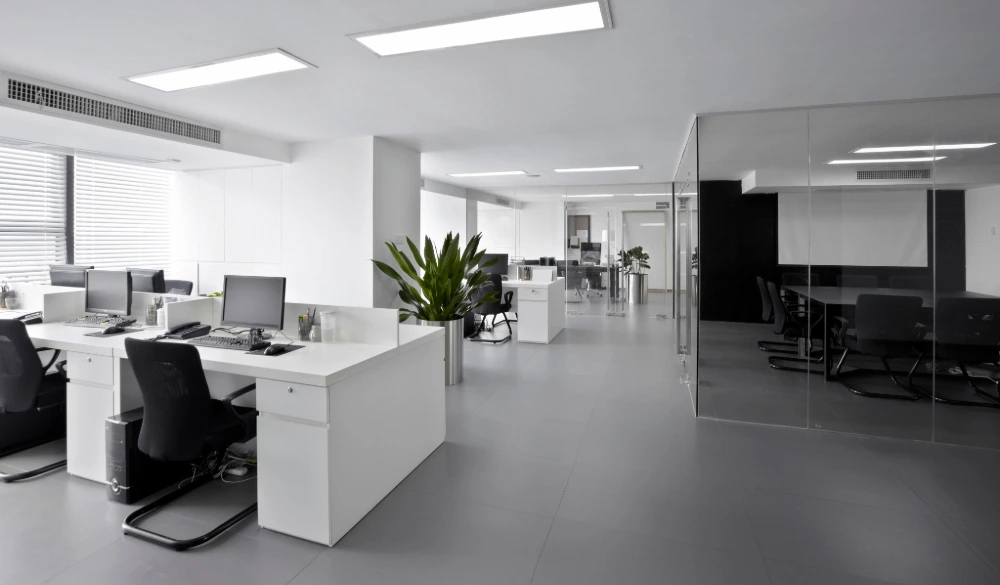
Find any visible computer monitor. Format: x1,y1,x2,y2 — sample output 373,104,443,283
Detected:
480,253,509,276
85,270,132,316
220,275,287,331
127,268,166,293
580,242,601,264
49,264,92,288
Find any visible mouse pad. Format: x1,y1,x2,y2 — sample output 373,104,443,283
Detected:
245,344,306,356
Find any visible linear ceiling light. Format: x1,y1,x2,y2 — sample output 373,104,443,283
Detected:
555,165,641,173
351,1,610,57
126,49,313,91
448,170,527,178
853,143,995,154
562,194,616,198
827,157,946,165
640,223,665,227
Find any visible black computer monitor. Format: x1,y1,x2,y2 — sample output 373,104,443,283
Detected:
480,253,509,275
49,264,92,288
127,268,166,293
220,275,287,331
580,242,601,264
85,270,132,316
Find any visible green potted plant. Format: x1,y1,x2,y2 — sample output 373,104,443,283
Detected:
373,232,498,385
620,246,650,304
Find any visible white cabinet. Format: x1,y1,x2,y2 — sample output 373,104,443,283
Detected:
511,279,565,343
66,382,113,481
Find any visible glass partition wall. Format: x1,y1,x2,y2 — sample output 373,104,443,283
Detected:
695,95,1000,449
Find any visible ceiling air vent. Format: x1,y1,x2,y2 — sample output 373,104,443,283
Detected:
494,197,512,207
857,169,931,181
1,73,221,147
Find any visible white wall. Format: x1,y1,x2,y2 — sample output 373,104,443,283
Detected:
966,185,1000,296
478,205,518,260
420,190,468,250
519,203,564,261
372,137,421,310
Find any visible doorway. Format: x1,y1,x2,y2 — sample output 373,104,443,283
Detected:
622,210,671,318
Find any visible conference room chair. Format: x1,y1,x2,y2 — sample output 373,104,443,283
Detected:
765,281,825,374
122,338,258,551
907,298,1000,408
833,294,923,400
165,279,194,295
781,272,820,287
889,275,932,290
756,276,798,355
0,321,67,483
836,275,878,288
468,274,514,344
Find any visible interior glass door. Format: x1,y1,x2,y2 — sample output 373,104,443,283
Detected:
565,204,617,316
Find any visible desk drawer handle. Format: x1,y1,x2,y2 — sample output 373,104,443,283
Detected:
287,386,293,393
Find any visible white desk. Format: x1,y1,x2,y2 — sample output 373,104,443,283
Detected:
22,321,445,547
503,278,566,343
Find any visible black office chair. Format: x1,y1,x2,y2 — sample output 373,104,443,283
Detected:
836,275,878,288
468,275,513,344
756,276,797,355
907,298,1000,408
781,272,820,287
164,280,194,295
889,275,931,290
524,260,541,266
765,281,825,374
833,294,923,400
122,338,257,551
0,320,68,483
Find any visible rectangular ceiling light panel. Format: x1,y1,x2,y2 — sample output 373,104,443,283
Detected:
127,49,313,91
555,165,641,173
448,170,527,177
853,143,995,154
352,1,611,57
827,157,946,165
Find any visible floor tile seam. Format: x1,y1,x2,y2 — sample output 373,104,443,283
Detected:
938,515,1000,578
38,534,125,585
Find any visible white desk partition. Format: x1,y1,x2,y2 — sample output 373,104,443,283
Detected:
531,267,556,282
284,303,399,347
162,297,215,330
9,283,85,322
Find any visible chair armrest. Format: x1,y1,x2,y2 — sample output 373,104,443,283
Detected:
55,361,67,379
222,383,257,404
40,350,62,375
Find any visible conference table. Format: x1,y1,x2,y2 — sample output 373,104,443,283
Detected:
782,285,998,380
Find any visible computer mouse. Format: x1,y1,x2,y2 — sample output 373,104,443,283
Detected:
264,345,285,356
102,325,126,335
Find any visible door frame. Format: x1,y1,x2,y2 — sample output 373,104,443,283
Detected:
622,209,670,293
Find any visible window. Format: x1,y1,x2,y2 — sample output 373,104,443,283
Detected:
0,146,67,283
74,157,173,272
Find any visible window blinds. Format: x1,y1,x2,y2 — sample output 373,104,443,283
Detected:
74,157,173,272
0,146,67,283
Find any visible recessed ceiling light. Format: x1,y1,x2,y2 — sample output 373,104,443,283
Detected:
448,170,528,178
640,223,665,227
554,165,642,173
126,49,313,92
350,1,611,57
562,194,616,198
853,143,995,154
634,193,668,197
827,157,946,165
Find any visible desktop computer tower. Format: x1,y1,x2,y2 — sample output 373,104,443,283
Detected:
105,408,188,504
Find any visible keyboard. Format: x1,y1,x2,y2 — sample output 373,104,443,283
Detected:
188,335,270,351
65,315,136,328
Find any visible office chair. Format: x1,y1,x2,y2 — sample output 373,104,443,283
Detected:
468,275,514,344
781,272,820,287
164,280,194,295
907,298,1000,408
889,275,931,290
525,260,541,266
0,320,67,483
836,275,878,288
756,276,798,355
122,338,257,551
765,281,824,374
833,294,923,400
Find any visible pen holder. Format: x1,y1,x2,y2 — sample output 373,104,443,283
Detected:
298,320,312,341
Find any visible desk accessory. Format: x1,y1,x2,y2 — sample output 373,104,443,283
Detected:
298,308,316,341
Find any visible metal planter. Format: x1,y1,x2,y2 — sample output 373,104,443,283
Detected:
420,318,464,385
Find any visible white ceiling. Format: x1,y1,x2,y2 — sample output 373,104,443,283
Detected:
3,0,1000,190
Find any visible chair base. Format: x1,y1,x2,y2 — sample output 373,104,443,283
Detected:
468,313,513,344
834,350,921,401
123,474,257,551
906,355,1000,408
0,439,67,483
758,340,799,354
768,354,825,375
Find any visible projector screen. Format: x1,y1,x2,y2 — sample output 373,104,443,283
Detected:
778,190,927,267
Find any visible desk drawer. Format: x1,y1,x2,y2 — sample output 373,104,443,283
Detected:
67,352,113,386
518,287,549,302
257,379,328,424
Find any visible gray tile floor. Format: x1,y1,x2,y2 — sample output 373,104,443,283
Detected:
3,315,1000,584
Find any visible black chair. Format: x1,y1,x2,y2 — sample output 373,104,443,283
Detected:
468,275,514,344
833,294,923,400
836,275,878,288
765,281,825,374
756,276,798,355
0,321,68,483
781,272,820,287
908,298,1000,408
524,260,541,266
122,338,257,551
889,275,931,290
164,280,194,295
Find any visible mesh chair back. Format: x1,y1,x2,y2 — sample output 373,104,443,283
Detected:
164,280,194,295
854,294,922,354
125,338,213,462
934,298,1000,363
475,274,508,315
756,276,773,322
0,320,44,413
781,272,819,286
766,281,787,335
889,276,931,290
836,275,878,288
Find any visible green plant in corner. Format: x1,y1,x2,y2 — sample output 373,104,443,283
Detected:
618,246,651,274
372,232,500,323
